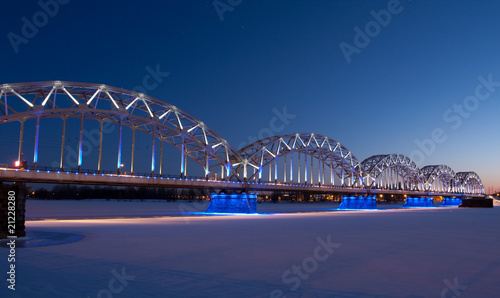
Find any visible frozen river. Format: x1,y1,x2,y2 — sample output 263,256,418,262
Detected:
1,199,500,297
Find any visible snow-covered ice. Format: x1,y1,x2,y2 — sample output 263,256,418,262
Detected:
1,199,500,297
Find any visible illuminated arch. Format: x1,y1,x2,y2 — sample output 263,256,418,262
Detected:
361,154,424,190
421,165,457,192
232,133,364,185
455,171,484,194
0,81,243,179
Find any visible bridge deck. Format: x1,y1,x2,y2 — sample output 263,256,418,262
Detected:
0,167,484,197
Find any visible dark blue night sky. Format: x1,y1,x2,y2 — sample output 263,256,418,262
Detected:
1,0,499,189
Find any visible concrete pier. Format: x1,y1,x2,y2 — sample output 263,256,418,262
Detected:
206,193,257,213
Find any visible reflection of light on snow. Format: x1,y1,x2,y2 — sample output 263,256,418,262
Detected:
333,208,385,212
27,211,365,227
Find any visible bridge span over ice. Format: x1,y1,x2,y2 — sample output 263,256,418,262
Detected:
0,81,484,196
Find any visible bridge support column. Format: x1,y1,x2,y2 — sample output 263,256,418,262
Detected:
297,152,301,184
160,139,164,177
60,117,66,171
274,158,278,183
283,154,287,184
330,162,334,186
310,153,313,185
17,119,25,166
117,118,123,174
204,153,209,180
338,195,377,210
403,197,434,208
268,160,272,182
33,115,40,170
0,183,26,239
97,120,103,174
78,114,84,173
206,193,257,214
304,152,308,185
130,127,136,174
442,197,462,206
180,137,186,178
341,160,345,187
151,125,156,176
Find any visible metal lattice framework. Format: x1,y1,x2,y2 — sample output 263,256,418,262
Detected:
0,81,243,179
455,171,484,194
421,165,458,192
233,133,364,186
361,154,424,190
0,81,486,195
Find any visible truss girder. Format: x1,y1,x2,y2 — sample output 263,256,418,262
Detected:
455,171,484,194
361,154,424,188
234,133,364,183
421,165,457,191
0,81,243,179
0,81,487,193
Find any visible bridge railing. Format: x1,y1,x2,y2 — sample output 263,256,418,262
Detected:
0,165,484,195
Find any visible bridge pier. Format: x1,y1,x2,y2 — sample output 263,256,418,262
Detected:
441,197,462,206
206,193,257,213
459,197,493,208
338,195,377,210
0,183,27,239
403,197,434,208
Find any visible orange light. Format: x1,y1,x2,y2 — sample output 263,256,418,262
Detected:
14,160,20,167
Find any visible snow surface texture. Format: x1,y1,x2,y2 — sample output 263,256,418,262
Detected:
1,199,500,297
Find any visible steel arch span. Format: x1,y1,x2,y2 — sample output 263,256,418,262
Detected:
232,133,364,186
0,81,244,179
0,80,487,195
361,154,424,190
455,171,484,194
421,165,458,192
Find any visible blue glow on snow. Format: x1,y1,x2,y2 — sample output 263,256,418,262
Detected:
188,211,266,216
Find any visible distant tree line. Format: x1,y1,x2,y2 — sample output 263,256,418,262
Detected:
27,185,412,202
29,185,211,201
